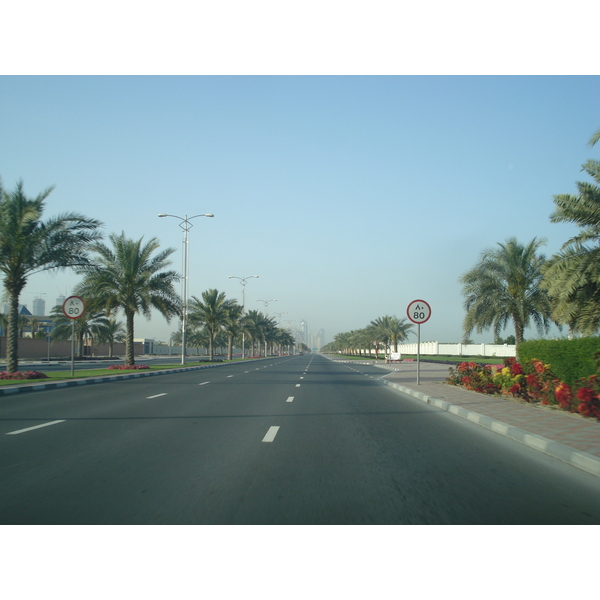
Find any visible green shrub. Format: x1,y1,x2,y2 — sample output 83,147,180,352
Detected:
517,338,600,386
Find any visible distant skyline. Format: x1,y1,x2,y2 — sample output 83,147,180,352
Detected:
1,75,598,346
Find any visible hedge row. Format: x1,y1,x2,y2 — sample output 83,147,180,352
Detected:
517,337,600,386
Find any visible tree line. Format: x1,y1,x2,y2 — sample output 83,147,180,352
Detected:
323,128,600,355
0,184,294,372
461,128,600,347
321,315,414,356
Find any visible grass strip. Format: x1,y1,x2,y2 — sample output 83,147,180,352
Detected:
0,363,211,387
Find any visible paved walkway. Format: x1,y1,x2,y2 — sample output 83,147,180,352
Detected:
330,358,600,479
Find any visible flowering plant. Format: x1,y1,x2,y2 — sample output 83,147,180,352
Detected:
554,382,573,411
447,354,600,421
447,362,500,394
523,359,555,405
108,364,150,370
0,371,49,380
491,358,530,400
573,375,600,420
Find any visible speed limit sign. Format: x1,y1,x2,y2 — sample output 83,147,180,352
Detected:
62,296,86,320
407,299,431,324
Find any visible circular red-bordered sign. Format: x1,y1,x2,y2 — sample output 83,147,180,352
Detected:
407,299,431,324
62,296,86,320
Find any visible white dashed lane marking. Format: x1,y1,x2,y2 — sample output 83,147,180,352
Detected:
6,420,66,436
262,426,280,443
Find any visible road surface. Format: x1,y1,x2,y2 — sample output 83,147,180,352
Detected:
1,354,599,524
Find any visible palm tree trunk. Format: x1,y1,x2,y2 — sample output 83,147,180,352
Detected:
6,289,20,373
125,309,135,366
513,314,525,347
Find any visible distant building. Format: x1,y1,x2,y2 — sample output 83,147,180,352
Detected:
314,329,324,351
299,320,308,346
2,304,32,315
33,298,46,316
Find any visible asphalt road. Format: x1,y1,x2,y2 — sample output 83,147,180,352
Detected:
1,353,600,524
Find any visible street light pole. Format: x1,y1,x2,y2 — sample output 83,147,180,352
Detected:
256,299,277,315
158,212,214,365
228,275,259,360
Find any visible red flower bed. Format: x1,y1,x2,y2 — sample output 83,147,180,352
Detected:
0,371,49,380
108,364,150,370
447,356,600,422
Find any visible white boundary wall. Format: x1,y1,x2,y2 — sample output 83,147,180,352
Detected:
393,342,516,357
353,342,516,358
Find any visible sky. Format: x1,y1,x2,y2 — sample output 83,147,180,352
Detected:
2,75,598,346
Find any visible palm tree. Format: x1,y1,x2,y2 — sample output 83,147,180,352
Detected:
187,326,210,357
0,179,102,372
17,315,30,338
97,316,126,357
50,305,110,358
222,302,243,360
27,317,42,338
75,232,181,366
187,289,236,361
272,327,295,356
243,310,270,357
460,237,553,347
370,315,414,353
542,138,600,334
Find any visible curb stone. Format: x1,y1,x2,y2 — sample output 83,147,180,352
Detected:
380,377,600,479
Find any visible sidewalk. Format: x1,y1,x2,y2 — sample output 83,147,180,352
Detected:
333,358,600,479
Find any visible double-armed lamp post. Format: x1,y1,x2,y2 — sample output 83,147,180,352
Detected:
158,212,214,364
257,299,277,315
228,275,259,359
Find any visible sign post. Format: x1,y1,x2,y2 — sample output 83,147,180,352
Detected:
62,296,86,377
406,299,431,385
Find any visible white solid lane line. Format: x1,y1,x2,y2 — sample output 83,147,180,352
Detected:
262,426,280,443
147,393,167,399
6,420,66,436
286,396,294,402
